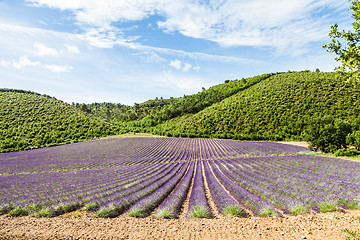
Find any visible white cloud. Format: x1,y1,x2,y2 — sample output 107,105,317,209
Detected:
169,59,200,72
169,59,182,70
1,56,72,73
44,64,73,73
0,60,11,69
34,43,58,56
159,70,207,92
27,0,350,55
12,56,41,69
64,44,80,54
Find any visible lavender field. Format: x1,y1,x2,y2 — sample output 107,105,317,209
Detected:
0,137,359,218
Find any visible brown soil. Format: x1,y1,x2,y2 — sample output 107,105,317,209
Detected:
278,141,310,149
1,210,359,240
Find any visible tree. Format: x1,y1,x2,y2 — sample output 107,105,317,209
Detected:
303,116,352,153
323,0,360,82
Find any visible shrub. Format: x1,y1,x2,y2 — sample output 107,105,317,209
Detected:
188,205,211,218
8,207,29,217
155,208,174,219
0,204,13,215
127,208,147,218
94,204,122,218
334,148,360,157
318,201,339,212
289,204,310,215
36,208,53,217
82,202,99,212
259,207,279,217
222,205,247,217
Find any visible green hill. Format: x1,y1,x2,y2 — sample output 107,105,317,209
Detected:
0,89,124,152
80,73,275,127
151,72,360,140
2,71,360,152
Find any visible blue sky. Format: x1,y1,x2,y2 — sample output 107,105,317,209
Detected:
0,0,352,105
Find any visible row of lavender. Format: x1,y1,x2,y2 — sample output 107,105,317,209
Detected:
0,137,308,174
1,137,359,218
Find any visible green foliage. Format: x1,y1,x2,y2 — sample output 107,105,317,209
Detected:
324,1,360,83
289,204,310,215
94,204,122,218
155,208,175,219
127,208,147,218
259,207,279,217
84,73,273,128
35,208,53,217
3,71,360,151
334,148,360,157
8,207,29,217
82,202,99,212
222,205,247,217
303,116,352,153
342,229,360,240
153,72,360,141
0,89,124,152
347,130,360,150
318,201,339,212
188,205,211,218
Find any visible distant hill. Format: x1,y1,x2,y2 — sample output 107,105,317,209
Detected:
79,73,275,127
151,72,360,140
2,71,360,152
0,89,124,152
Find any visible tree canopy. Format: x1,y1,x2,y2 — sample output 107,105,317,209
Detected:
324,0,360,83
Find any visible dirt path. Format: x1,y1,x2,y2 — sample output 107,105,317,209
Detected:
1,210,359,240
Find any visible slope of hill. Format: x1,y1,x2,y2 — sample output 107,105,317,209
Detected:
152,72,360,140
0,89,124,152
81,73,275,127
3,71,360,152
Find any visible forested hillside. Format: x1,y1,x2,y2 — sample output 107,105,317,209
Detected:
151,72,360,140
2,71,360,152
0,89,124,152
80,73,275,127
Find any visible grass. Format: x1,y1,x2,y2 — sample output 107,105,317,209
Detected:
343,200,360,210
8,207,29,217
259,207,279,217
94,205,117,218
289,204,310,215
155,208,175,219
342,229,360,240
127,208,147,218
222,205,247,217
318,201,339,213
189,205,211,218
35,208,53,217
82,202,99,211
0,204,13,215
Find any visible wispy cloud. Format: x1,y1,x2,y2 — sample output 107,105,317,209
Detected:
27,0,350,55
1,56,73,73
169,59,200,72
64,44,80,54
34,43,58,56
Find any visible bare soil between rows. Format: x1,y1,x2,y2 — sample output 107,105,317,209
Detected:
1,210,359,240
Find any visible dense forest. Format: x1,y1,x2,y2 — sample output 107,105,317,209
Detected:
1,71,360,153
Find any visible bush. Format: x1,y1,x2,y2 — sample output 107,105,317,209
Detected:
259,207,279,217
155,208,174,219
188,205,211,218
289,204,310,215
304,116,352,153
334,148,360,157
222,205,247,217
318,201,339,212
